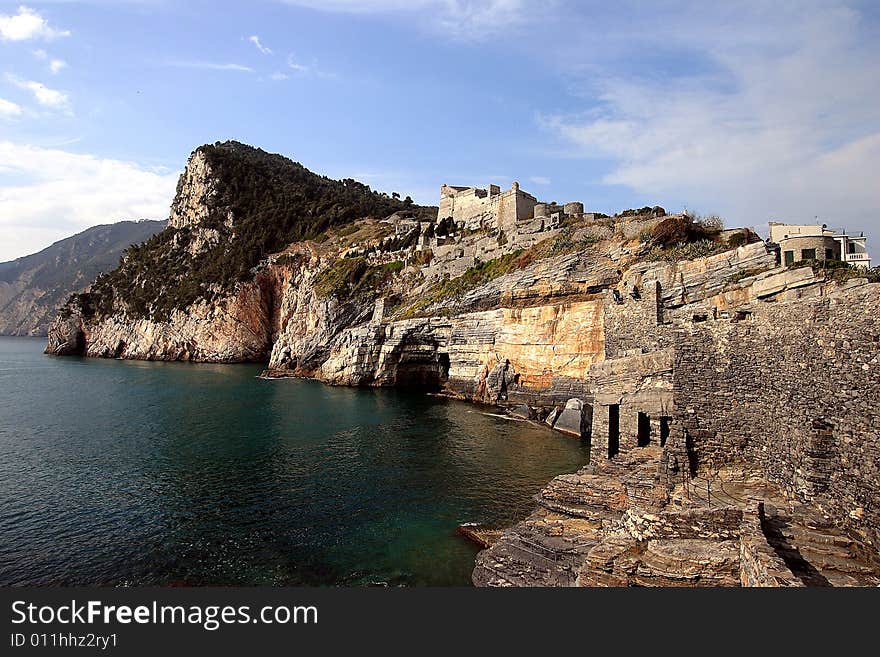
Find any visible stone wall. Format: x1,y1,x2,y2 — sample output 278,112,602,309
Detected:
589,348,675,459
738,503,804,587
438,184,498,230
778,235,841,265
602,280,669,358
498,183,538,235
672,282,880,548
437,182,538,234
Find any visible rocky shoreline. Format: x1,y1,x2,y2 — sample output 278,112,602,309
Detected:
472,447,880,587
44,143,880,586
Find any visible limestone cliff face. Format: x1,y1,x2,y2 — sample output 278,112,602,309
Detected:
168,149,218,230
168,148,231,256
267,247,375,375
315,300,605,403
47,276,274,361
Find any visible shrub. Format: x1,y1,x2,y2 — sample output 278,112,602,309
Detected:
727,232,747,248
789,258,880,284
313,257,370,298
411,249,433,266
646,239,730,263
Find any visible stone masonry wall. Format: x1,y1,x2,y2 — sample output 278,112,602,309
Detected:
602,280,671,358
589,348,675,459
672,282,880,548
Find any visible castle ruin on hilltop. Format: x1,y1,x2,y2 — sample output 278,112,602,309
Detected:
381,182,662,285
438,181,585,236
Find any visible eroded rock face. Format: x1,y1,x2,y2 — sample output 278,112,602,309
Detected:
169,149,219,230
474,447,880,587
168,148,236,256
552,398,592,438
315,299,606,401
317,318,452,388
47,278,274,362
267,248,374,376
45,303,86,356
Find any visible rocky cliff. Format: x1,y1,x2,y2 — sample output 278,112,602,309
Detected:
0,220,164,336
43,141,839,397
46,141,423,361
45,142,880,586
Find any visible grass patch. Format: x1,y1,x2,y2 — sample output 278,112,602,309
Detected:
725,265,773,284
314,257,405,300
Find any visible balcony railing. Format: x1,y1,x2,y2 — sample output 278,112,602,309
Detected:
845,253,871,261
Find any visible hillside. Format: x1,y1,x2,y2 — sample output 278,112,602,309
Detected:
43,140,880,587
0,220,165,336
78,141,431,323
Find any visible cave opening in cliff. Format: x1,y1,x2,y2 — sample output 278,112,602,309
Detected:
660,417,671,446
439,352,451,379
608,405,620,458
393,352,450,391
637,412,651,447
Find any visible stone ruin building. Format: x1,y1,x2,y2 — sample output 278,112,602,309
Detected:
383,182,616,284
471,236,880,587
437,181,586,235
268,179,880,587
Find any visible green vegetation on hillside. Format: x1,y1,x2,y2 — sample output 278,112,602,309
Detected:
0,220,165,335
398,251,526,319
396,227,601,319
76,142,427,321
313,257,404,301
789,258,880,284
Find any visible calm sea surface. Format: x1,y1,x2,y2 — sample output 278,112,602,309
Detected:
0,337,587,586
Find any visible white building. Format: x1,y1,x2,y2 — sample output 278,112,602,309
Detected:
768,222,872,269
833,230,872,269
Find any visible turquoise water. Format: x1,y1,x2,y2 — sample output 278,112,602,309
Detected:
0,337,588,586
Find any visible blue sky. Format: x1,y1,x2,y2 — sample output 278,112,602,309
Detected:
1,0,878,261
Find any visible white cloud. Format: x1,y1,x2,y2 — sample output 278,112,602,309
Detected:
6,74,69,109
30,49,67,74
248,34,272,55
270,72,289,80
0,97,23,117
529,176,551,185
0,141,178,261
284,53,337,79
0,6,70,41
166,60,254,72
287,54,309,73
279,0,538,40
540,3,880,235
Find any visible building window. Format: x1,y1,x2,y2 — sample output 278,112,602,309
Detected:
801,248,816,261
849,243,856,254
825,248,833,260
784,250,795,266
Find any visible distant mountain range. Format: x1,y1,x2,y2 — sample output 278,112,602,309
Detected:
0,220,166,336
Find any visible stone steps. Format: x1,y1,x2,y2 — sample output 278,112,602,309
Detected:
762,506,880,587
